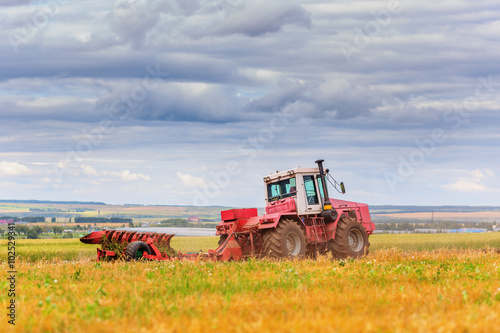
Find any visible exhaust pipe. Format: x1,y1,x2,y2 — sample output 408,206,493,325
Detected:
315,159,332,210
316,159,338,223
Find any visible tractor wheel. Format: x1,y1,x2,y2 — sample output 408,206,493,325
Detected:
329,216,369,259
262,219,306,259
218,234,228,247
125,241,151,261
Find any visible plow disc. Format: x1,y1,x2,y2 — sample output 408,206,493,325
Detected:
80,230,174,246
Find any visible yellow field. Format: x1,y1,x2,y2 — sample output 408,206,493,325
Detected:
1,234,499,332
375,211,500,222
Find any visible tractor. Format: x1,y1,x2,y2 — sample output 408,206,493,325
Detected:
81,159,374,261
215,159,374,259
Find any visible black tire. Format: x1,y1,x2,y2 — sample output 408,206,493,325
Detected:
125,241,151,261
262,219,306,259
218,234,229,247
329,216,369,259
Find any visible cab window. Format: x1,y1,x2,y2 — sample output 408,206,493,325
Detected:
267,177,297,201
317,176,325,200
303,175,319,205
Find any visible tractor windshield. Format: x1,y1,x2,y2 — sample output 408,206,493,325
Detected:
267,177,297,201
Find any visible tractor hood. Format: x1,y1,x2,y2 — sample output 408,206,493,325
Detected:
330,198,369,209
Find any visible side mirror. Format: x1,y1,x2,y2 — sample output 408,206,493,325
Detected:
340,182,346,194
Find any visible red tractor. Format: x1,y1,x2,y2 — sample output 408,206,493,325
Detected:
215,159,374,259
81,160,374,261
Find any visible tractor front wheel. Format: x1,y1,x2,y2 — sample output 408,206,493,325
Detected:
125,241,151,261
262,219,306,259
329,216,369,259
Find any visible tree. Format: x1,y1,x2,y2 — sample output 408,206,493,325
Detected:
52,226,63,235
27,229,39,239
51,217,56,223
33,226,44,235
15,225,28,236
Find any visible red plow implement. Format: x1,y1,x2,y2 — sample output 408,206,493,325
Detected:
80,229,243,262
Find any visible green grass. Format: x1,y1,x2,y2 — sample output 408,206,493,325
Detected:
0,236,220,262
2,248,499,333
1,232,499,332
1,233,499,263
371,232,500,251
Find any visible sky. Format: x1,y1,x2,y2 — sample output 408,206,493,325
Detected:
0,0,499,207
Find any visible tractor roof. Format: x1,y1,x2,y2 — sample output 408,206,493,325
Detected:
263,167,319,183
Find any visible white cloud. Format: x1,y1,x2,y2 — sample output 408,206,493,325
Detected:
81,164,99,177
113,170,151,181
442,169,495,192
0,161,30,176
54,162,151,181
176,172,205,188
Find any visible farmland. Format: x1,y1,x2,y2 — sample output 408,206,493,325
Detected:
1,233,500,332
0,201,229,224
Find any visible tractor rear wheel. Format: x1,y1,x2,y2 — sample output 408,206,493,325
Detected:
262,219,306,259
218,234,228,247
329,216,369,259
125,241,151,261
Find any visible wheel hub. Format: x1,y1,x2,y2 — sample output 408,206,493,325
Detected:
286,232,301,256
348,229,364,252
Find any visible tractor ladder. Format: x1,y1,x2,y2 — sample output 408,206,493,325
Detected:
306,217,328,244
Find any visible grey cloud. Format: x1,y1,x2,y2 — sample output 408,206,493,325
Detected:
156,0,201,16
203,3,311,37
0,0,37,6
111,0,160,48
94,81,248,123
245,79,381,120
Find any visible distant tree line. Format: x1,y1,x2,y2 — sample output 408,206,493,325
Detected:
74,217,132,223
158,218,191,227
0,216,45,223
376,221,494,231
2,224,94,239
157,218,215,228
0,200,106,205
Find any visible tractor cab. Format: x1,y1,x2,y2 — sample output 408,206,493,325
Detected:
263,159,345,218
264,167,327,216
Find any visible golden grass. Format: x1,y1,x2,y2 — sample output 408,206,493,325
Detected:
376,211,500,221
2,233,499,263
1,249,499,332
1,233,499,332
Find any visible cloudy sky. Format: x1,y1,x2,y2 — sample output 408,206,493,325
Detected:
0,0,499,207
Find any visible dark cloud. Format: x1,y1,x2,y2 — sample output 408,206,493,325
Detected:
94,81,247,123
244,79,381,120
111,1,160,48
204,3,312,37
0,0,37,6
155,0,201,17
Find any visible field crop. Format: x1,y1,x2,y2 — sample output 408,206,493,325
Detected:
1,232,498,263
1,233,499,332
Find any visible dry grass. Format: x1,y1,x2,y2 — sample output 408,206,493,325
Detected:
375,211,500,221
1,234,499,332
1,249,499,332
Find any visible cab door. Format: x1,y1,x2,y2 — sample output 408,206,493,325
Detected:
303,175,322,214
